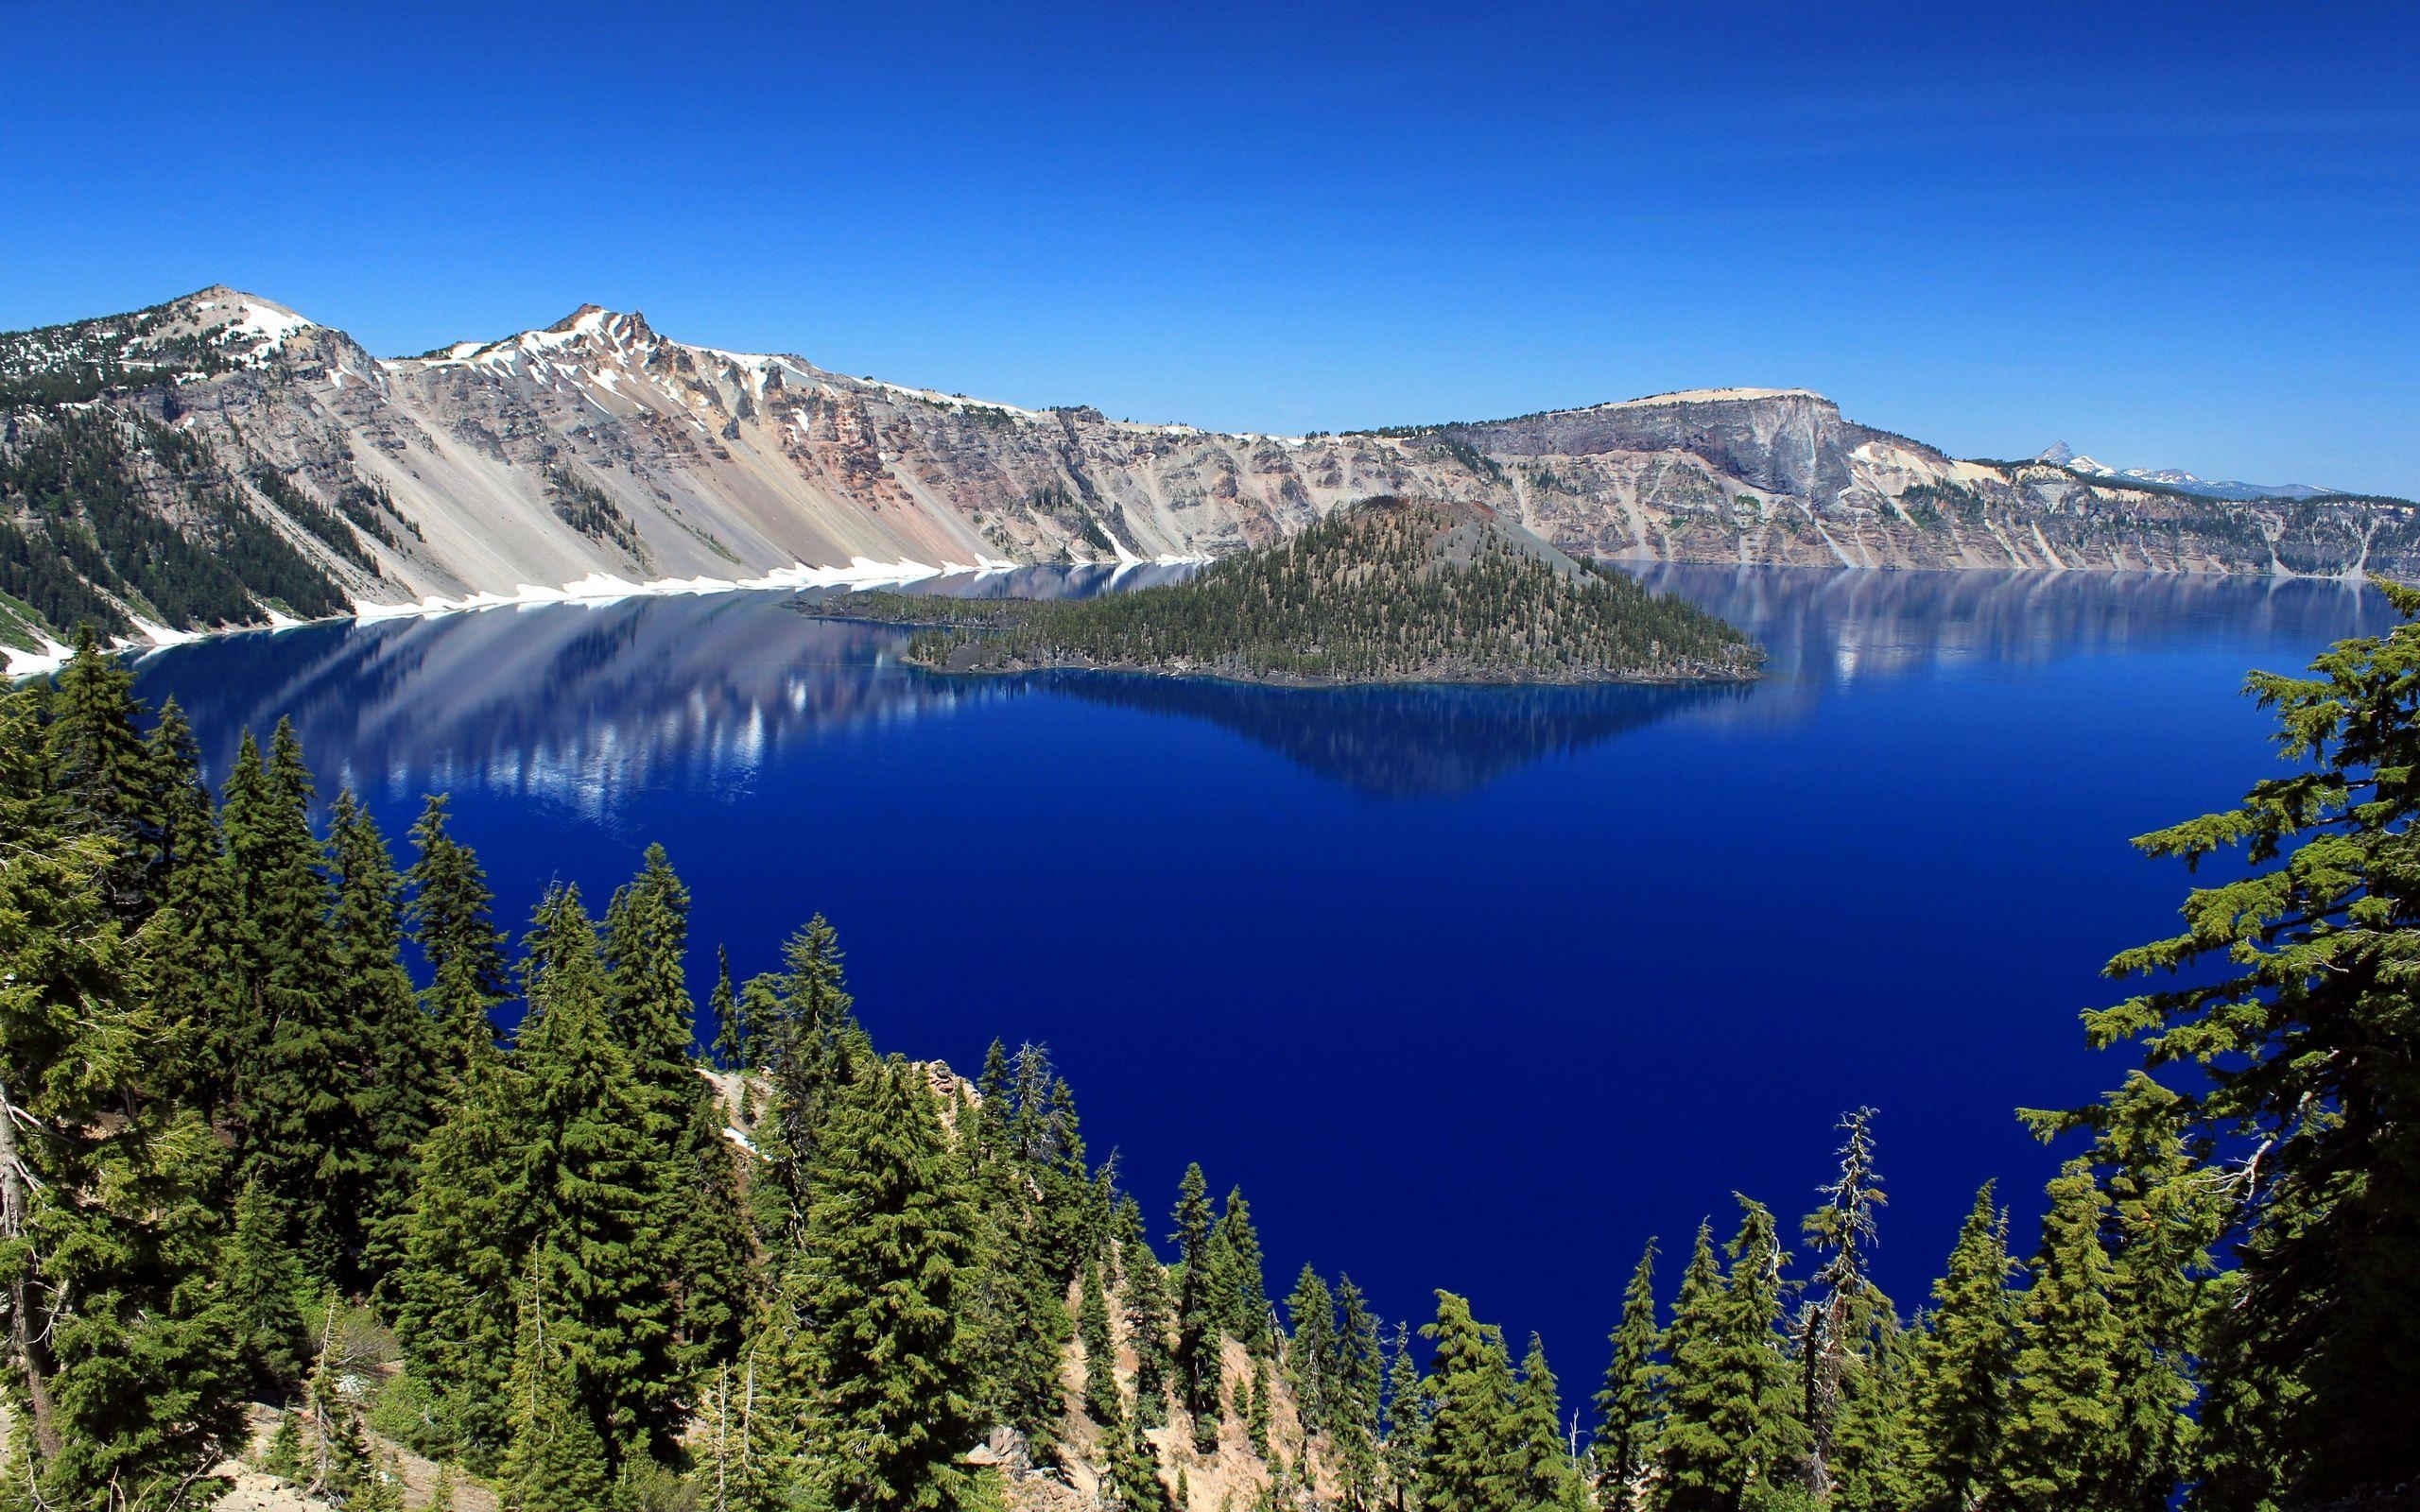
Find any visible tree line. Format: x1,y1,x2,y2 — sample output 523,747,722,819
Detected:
5,583,2419,1510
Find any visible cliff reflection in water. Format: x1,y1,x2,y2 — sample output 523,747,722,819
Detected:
130,566,2396,816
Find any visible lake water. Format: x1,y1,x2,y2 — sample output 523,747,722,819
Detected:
130,565,2394,1381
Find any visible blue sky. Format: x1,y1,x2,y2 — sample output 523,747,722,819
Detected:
6,0,2415,492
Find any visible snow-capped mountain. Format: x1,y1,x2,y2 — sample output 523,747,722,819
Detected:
2033,442,2330,502
2,285,2412,666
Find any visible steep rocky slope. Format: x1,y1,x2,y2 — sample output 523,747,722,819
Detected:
5,286,2413,664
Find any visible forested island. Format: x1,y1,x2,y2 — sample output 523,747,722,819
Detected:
813,497,1763,686
3,603,2416,1512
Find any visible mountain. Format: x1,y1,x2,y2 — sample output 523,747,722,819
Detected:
2033,441,2334,501
5,285,2416,667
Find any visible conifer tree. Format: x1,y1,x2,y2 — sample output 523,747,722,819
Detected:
499,1290,614,1512
1417,1291,1520,1512
2068,588,2420,1503
0,687,244,1508
1512,1333,1587,1512
1286,1264,1339,1433
1332,1276,1386,1511
1213,1187,1272,1349
1594,1239,1662,1512
1905,1184,2014,1512
514,884,683,1462
1172,1162,1224,1450
1653,1201,1804,1512
1827,1308,1915,1512
750,913,865,1241
404,793,510,1075
1105,1409,1174,1512
801,1054,982,1511
228,1174,311,1398
1797,1108,1888,1501
1117,1197,1177,1431
709,943,745,1069
1383,1320,1427,1506
144,700,251,1108
42,627,157,914
221,720,366,1273
1082,1256,1122,1421
391,1045,532,1464
329,789,444,1284
1996,1159,2129,1512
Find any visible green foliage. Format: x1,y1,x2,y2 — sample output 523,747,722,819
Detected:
1594,1239,1663,1512
1653,1202,1805,1512
842,496,1762,684
1905,1186,2014,1512
1417,1291,1520,1512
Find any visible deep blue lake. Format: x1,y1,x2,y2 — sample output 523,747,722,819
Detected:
130,564,2393,1384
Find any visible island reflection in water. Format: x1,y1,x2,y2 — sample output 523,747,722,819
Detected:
131,565,2395,812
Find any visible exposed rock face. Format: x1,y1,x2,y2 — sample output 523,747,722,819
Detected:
5,287,2415,651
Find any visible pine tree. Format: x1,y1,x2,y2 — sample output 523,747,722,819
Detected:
390,1045,532,1465
1213,1186,1272,1349
751,913,865,1241
0,686,245,1509
329,789,444,1285
801,1054,982,1511
1905,1184,2014,1512
709,943,745,1069
228,1175,311,1398
2070,587,2420,1503
1512,1333,1586,1512
1285,1264,1338,1434
1594,1239,1662,1512
1996,1159,2129,1512
1332,1276,1386,1512
42,626,157,914
1828,1309,1915,1512
1797,1108,1888,1501
1106,1409,1175,1512
514,884,683,1462
221,720,367,1275
1172,1162,1224,1450
1082,1256,1123,1421
404,793,510,1076
1383,1320,1427,1506
144,700,251,1110
602,846,752,1374
499,1289,614,1512
1653,1201,1804,1512
1416,1291,1519,1512
1118,1197,1178,1431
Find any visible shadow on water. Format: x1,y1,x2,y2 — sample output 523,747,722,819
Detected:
1029,672,1749,799
131,566,2397,815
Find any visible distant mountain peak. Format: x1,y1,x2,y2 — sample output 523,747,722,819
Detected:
2036,440,2329,501
2036,440,2076,465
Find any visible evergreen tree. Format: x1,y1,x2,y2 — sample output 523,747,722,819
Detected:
2069,586,2420,1502
1172,1162,1224,1450
1653,1202,1804,1512
221,720,365,1274
1797,1108,1888,1501
1905,1184,2014,1512
1285,1263,1339,1433
498,1290,614,1512
1828,1309,1916,1512
228,1175,311,1399
751,913,865,1241
1105,1409,1174,1512
1416,1291,1519,1512
1512,1333,1586,1512
1593,1239,1662,1512
800,1054,982,1512
1118,1197,1177,1431
1383,1320,1427,1507
390,1047,531,1465
1996,1159,2129,1512
709,943,745,1069
41,626,157,914
0,687,244,1508
1212,1186,1272,1348
1082,1256,1122,1421
514,884,683,1462
144,700,251,1109
404,793,510,1076
1332,1276,1386,1512
329,789,444,1284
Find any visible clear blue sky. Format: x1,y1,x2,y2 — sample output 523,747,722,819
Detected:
7,0,2414,492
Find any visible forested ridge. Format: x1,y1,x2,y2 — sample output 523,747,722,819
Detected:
826,498,1761,685
4,599,2419,1512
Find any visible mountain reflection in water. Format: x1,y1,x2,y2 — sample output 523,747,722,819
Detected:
132,565,2394,813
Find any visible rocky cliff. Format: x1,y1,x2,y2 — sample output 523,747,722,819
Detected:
5,286,2413,662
